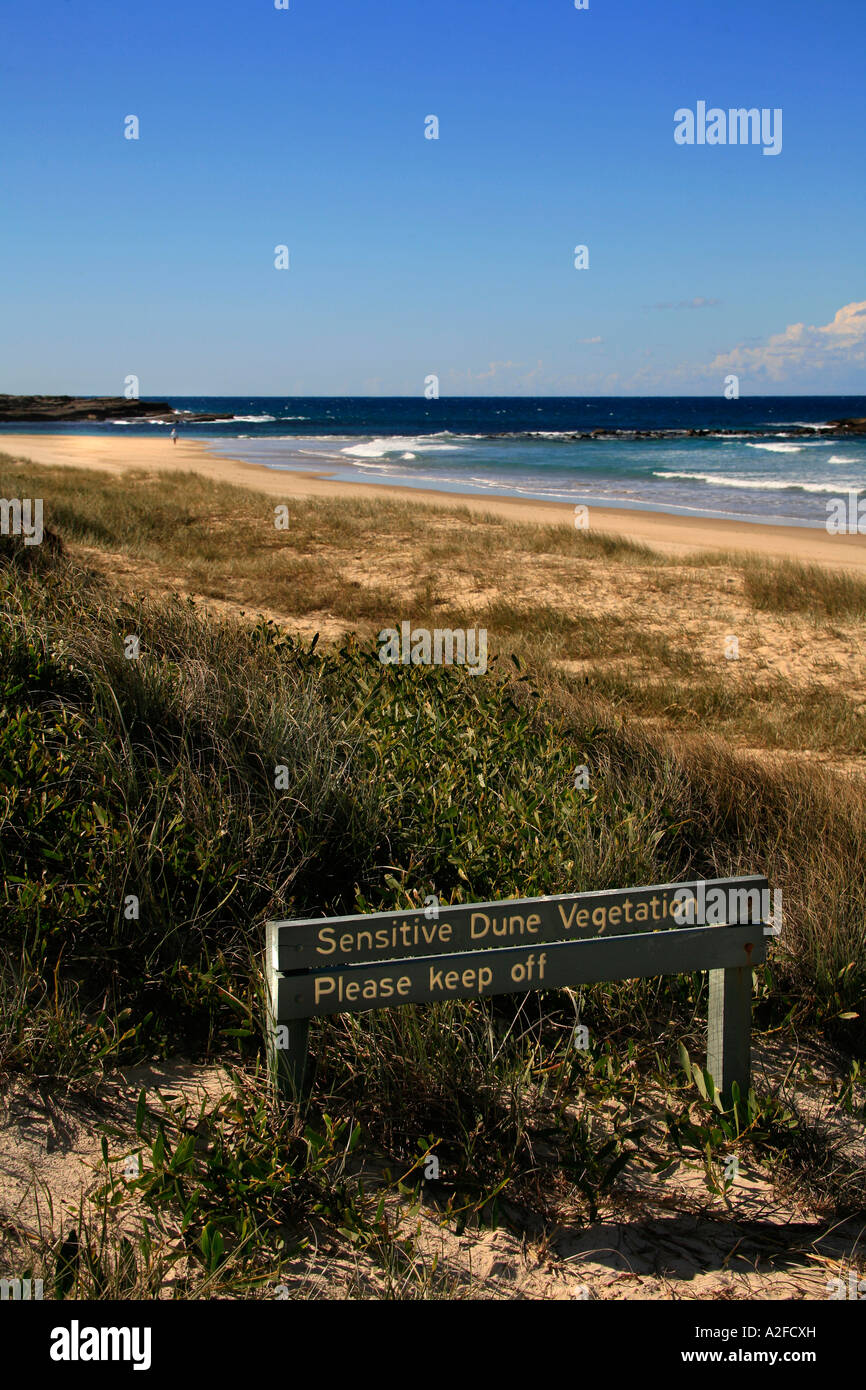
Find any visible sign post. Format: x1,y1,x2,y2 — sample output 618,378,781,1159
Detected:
707,964,755,1106
265,876,769,1105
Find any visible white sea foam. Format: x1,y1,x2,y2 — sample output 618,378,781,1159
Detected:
232,414,276,422
775,421,835,430
653,470,857,494
746,442,802,453
341,436,462,458
777,439,834,448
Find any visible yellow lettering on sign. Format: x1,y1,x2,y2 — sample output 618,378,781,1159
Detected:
471,912,490,939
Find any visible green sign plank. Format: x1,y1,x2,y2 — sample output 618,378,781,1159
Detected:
269,921,766,1020
268,876,769,971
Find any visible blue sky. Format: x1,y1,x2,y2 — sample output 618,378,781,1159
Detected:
1,0,864,396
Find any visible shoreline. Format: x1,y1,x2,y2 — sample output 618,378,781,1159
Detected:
5,431,866,570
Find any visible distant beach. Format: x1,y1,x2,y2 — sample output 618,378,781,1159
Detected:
5,430,866,572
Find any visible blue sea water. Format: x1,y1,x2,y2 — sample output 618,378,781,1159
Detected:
7,396,866,526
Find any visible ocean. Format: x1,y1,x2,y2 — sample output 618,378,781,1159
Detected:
8,396,866,526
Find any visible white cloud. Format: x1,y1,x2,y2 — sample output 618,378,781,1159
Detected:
708,300,866,383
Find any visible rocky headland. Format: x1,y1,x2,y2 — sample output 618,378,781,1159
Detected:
0,395,223,423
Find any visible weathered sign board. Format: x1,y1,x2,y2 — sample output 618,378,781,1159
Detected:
265,876,769,1103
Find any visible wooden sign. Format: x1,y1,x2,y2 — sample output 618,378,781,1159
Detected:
269,876,769,971
265,875,769,1105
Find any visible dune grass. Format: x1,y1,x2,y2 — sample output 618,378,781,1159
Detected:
740,557,866,618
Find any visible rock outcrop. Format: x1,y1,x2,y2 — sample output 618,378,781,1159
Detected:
826,418,866,434
0,395,223,422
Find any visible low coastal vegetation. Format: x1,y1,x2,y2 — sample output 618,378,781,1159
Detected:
5,453,866,759
1,454,864,1298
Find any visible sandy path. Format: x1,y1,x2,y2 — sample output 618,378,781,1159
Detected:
4,432,866,570
2,1053,861,1302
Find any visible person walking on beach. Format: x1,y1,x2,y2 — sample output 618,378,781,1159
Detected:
171,427,177,445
